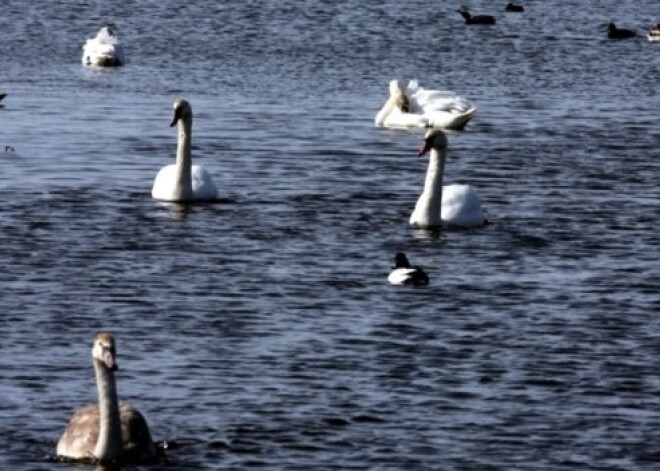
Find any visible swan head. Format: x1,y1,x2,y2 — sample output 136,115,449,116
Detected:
388,79,404,96
387,79,410,112
92,332,118,371
170,99,193,127
418,129,447,156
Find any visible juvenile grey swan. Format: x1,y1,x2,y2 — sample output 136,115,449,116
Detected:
56,333,157,464
151,98,218,202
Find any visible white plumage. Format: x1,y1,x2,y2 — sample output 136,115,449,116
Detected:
82,26,125,67
375,79,476,130
410,129,486,228
152,99,218,202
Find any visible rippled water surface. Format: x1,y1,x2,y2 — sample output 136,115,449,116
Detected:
1,1,659,470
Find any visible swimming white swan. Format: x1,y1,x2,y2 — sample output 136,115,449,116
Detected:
56,333,157,464
388,253,429,286
410,129,486,228
82,26,125,67
151,99,218,202
375,79,477,130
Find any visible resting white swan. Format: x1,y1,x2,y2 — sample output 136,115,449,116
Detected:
410,129,486,228
151,99,218,202
388,253,429,286
375,79,476,130
56,333,157,464
82,26,125,67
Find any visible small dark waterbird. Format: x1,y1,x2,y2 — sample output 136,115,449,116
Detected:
458,7,496,25
388,253,429,286
607,22,636,39
505,3,524,13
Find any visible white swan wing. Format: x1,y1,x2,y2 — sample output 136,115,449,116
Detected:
191,165,218,200
151,165,217,201
441,184,485,227
405,80,477,129
425,108,477,130
410,89,475,113
82,28,124,66
380,108,429,128
82,41,124,66
151,165,178,200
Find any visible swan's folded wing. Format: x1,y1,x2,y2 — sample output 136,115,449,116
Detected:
441,184,485,227
119,402,157,462
425,107,476,130
56,403,99,459
380,109,429,129
191,165,219,201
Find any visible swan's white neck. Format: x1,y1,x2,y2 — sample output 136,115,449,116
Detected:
93,359,123,461
413,147,446,226
173,117,194,201
375,95,397,126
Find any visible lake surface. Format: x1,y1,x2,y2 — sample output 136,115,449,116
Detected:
1,1,659,469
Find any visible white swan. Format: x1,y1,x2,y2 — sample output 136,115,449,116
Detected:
648,24,660,42
82,26,125,67
56,333,157,464
388,253,429,286
410,129,486,228
375,79,477,130
151,99,218,202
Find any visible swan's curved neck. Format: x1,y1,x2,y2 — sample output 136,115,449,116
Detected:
375,96,397,126
174,117,193,201
93,359,123,461
420,147,446,216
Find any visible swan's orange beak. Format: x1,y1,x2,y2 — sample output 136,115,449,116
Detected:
418,139,432,157
170,107,182,127
102,346,118,371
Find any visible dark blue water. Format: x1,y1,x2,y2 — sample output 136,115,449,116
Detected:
1,1,659,469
